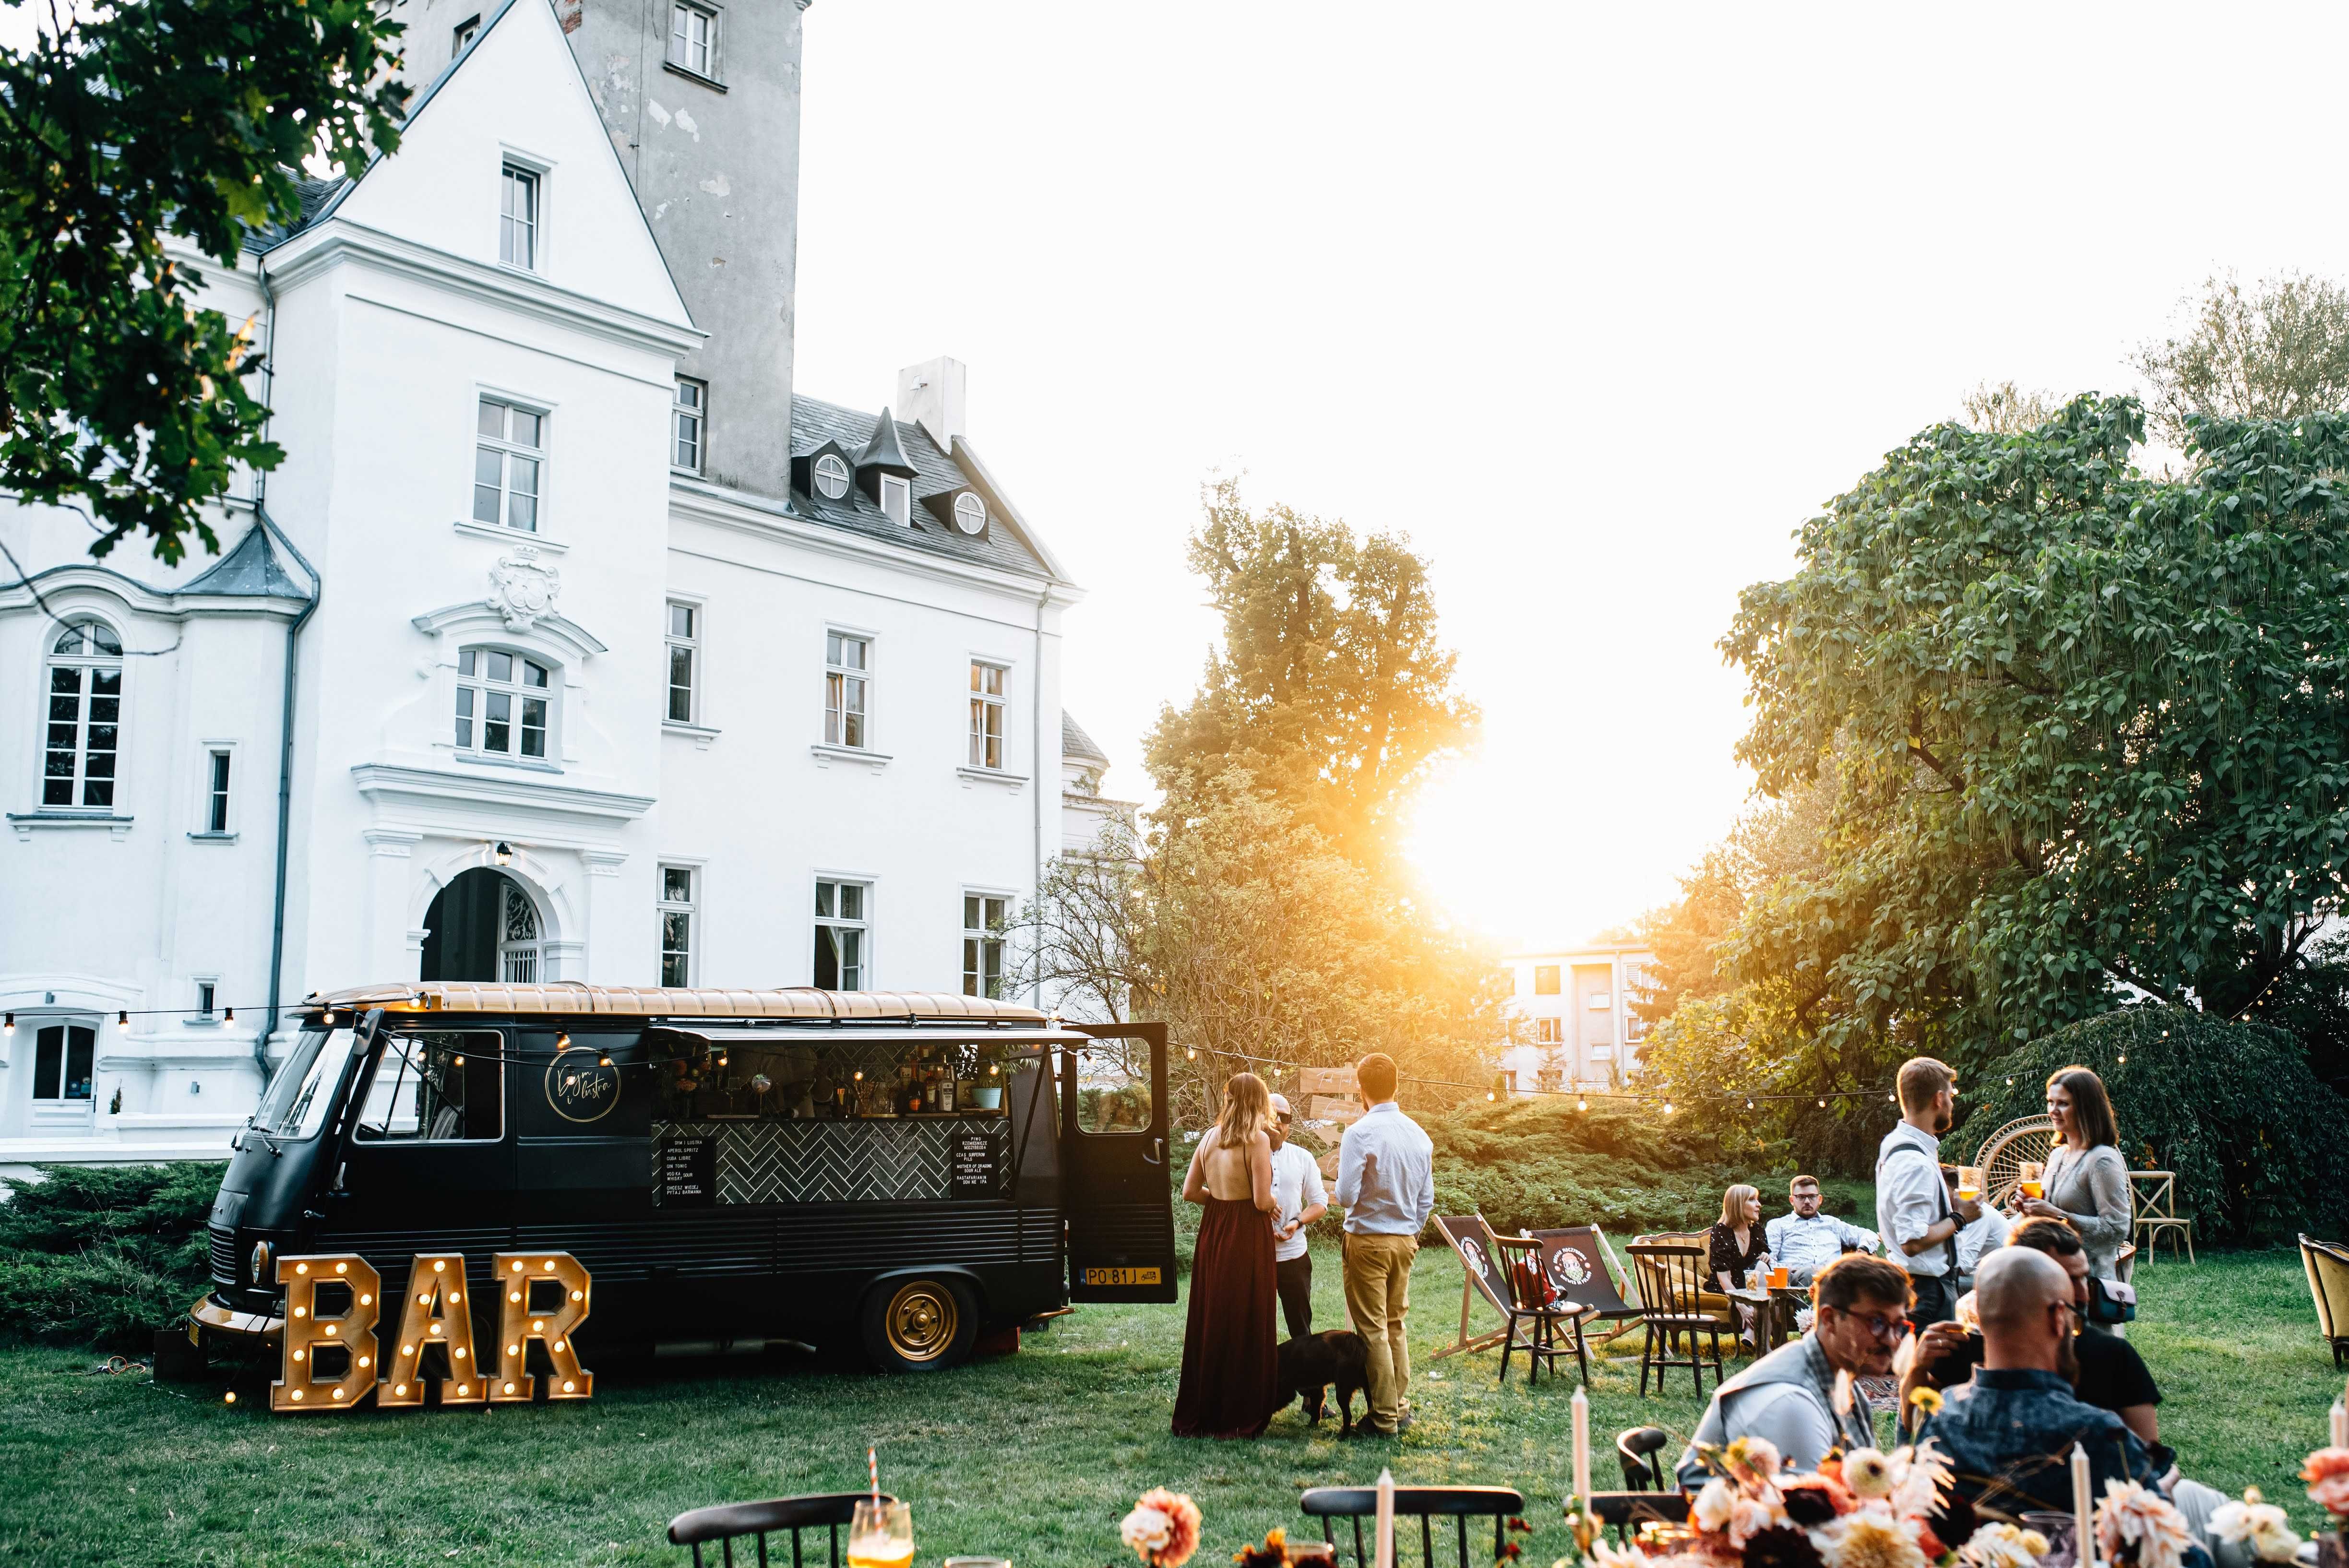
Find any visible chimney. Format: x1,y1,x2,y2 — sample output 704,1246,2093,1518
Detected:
897,356,967,451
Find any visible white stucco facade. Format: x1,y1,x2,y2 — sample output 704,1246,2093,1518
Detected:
0,0,1105,1163
1494,943,1657,1094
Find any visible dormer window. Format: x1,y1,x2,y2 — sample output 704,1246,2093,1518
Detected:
813,452,850,499
879,474,911,527
453,14,481,54
952,492,986,536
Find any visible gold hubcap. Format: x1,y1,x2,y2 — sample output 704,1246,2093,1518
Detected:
883,1282,957,1363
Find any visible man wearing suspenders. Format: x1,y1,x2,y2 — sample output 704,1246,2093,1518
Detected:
1875,1057,1980,1327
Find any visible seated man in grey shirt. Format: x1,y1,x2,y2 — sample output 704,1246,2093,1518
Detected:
1675,1253,1909,1487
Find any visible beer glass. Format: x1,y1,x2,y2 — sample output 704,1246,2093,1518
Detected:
2017,1161,2044,1201
1956,1165,1983,1203
848,1501,913,1568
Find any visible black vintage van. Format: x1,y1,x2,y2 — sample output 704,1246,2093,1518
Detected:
189,983,1176,1373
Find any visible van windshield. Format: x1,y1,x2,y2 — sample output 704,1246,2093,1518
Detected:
252,1027,357,1138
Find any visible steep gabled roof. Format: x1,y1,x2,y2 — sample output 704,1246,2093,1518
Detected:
789,395,1059,581
1061,712,1109,765
181,523,310,600
855,407,918,476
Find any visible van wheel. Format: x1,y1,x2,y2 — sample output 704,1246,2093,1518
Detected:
861,1276,977,1373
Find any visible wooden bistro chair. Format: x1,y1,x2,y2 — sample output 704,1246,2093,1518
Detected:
1300,1485,1526,1568
2301,1234,2349,1368
1582,1491,1691,1546
1531,1225,1647,1353
2129,1171,2195,1265
668,1492,895,1568
1429,1214,1516,1362
1490,1233,1596,1389
1616,1426,1671,1492
1625,1241,1725,1397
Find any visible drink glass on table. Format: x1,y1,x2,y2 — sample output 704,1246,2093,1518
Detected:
849,1501,914,1568
1769,1264,1789,1289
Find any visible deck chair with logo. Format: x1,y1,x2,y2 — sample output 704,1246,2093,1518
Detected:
1429,1214,1515,1361
1529,1225,1645,1354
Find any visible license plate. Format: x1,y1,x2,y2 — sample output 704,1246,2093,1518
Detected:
1083,1267,1161,1286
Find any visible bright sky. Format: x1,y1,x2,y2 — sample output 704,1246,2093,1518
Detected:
792,1,2349,955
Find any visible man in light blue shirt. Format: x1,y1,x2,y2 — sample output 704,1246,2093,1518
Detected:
1765,1173,1880,1284
1335,1053,1434,1438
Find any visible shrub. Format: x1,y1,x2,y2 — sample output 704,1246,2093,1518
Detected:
1961,1008,2349,1246
0,1163,219,1349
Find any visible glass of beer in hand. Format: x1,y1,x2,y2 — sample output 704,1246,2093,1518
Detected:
849,1500,914,1568
2016,1161,2044,1202
1956,1166,1983,1204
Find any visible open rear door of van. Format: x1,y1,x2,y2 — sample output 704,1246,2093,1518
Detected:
1062,1022,1178,1304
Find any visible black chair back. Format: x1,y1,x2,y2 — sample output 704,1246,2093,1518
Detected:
1584,1491,1690,1544
1615,1426,1670,1491
1434,1215,1513,1317
1530,1227,1634,1316
1624,1244,1708,1319
668,1492,897,1568
1300,1485,1526,1568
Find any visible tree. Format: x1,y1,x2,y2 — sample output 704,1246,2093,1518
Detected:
1143,477,1479,864
1720,394,2349,1085
1961,380,2063,436
1016,772,1500,1127
1,0,407,564
2130,270,2349,452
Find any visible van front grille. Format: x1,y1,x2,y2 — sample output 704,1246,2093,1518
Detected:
208,1224,238,1285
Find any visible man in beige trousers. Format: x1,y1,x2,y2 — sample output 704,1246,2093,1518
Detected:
1334,1052,1435,1438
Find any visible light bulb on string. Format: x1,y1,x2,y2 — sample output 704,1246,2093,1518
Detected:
223,1006,233,1022
118,1010,129,1028
1818,1098,1826,1109
1576,1097,1588,1113
2,1013,12,1035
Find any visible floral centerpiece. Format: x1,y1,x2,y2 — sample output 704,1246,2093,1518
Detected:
2305,1449,2349,1568
1122,1489,1203,1568
1575,1436,1958,1568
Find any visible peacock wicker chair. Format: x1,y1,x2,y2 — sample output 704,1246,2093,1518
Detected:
1975,1115,2056,1210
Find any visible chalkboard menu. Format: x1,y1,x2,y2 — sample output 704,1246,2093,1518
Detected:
950,1128,1001,1199
656,1134,716,1208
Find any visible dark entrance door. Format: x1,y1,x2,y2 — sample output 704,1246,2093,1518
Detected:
422,868,519,982
1062,1022,1178,1304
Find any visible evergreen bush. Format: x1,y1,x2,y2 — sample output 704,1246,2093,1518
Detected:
1960,1008,2349,1246
0,1163,218,1349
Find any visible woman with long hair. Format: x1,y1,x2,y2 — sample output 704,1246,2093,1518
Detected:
2015,1065,2132,1281
1707,1182,1771,1345
1171,1070,1278,1438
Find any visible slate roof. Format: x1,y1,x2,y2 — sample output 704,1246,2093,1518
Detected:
181,524,311,600
1061,712,1109,766
790,395,1056,580
241,176,354,254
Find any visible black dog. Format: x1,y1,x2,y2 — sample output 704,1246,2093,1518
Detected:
1274,1330,1369,1433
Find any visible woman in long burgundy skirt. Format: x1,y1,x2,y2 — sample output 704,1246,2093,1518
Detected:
1171,1071,1279,1438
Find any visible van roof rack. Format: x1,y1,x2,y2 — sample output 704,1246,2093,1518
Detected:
305,983,1052,1024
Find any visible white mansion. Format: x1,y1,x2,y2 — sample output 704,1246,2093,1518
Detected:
0,0,1122,1163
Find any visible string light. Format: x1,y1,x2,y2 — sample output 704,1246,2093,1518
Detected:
556,1031,571,1049
2,1013,11,1035
1576,1097,1588,1112
223,1006,233,1022
118,1010,129,1028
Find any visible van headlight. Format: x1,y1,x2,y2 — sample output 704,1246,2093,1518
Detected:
249,1240,273,1285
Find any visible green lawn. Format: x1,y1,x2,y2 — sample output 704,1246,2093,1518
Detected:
0,1245,2336,1567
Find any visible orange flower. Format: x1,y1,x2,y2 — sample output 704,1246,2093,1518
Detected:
2302,1448,2349,1520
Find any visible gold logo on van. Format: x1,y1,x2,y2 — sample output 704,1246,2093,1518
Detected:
545,1048,621,1124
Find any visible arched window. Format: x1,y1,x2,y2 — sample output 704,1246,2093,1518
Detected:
44,620,123,808
499,880,540,982
454,647,552,760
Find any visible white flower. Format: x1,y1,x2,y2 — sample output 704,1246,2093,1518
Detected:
1842,1450,1895,1500
1956,1522,2048,1568
1832,1369,1856,1418
1121,1506,1172,1556
2095,1479,2197,1568
1888,1442,1950,1520
1732,1436,1783,1480
2212,1498,2302,1563
1891,1333,1919,1379
1729,1494,1787,1547
1813,1507,1926,1568
1796,1307,1816,1333
1692,1477,1737,1534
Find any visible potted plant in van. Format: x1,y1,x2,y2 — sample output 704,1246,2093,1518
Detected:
972,1042,1026,1110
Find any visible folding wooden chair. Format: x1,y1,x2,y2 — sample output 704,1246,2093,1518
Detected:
2129,1171,2194,1264
1625,1242,1724,1397
1531,1225,1645,1352
1429,1214,1514,1361
1300,1485,1526,1568
1490,1234,1595,1389
668,1492,895,1568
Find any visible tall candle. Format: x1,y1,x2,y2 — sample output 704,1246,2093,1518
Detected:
2331,1395,2347,1450
1376,1468,1396,1568
2071,1443,2094,1568
1572,1387,1592,1507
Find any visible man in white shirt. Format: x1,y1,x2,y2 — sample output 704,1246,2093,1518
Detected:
1266,1093,1329,1341
1765,1173,1880,1284
1875,1056,1981,1327
1335,1052,1435,1438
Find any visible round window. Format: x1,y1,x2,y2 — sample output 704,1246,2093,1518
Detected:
952,491,986,535
813,452,851,499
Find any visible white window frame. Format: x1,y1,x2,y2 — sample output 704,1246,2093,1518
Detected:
453,13,481,55
499,161,542,271
40,618,125,812
951,491,987,535
1535,1016,1562,1045
195,979,218,1019
658,863,699,987
29,1017,98,1103
961,890,1011,1000
665,599,701,726
824,629,872,750
812,452,851,500
454,645,558,764
192,742,237,837
672,377,706,474
813,876,871,991
878,473,911,527
472,393,548,534
967,659,1006,771
667,0,718,79
499,881,541,983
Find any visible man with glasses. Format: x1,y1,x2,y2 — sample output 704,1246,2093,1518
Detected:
1265,1093,1328,1341
1765,1174,1880,1285
1675,1252,1908,1486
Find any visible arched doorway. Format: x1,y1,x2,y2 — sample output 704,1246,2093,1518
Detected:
420,868,541,982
